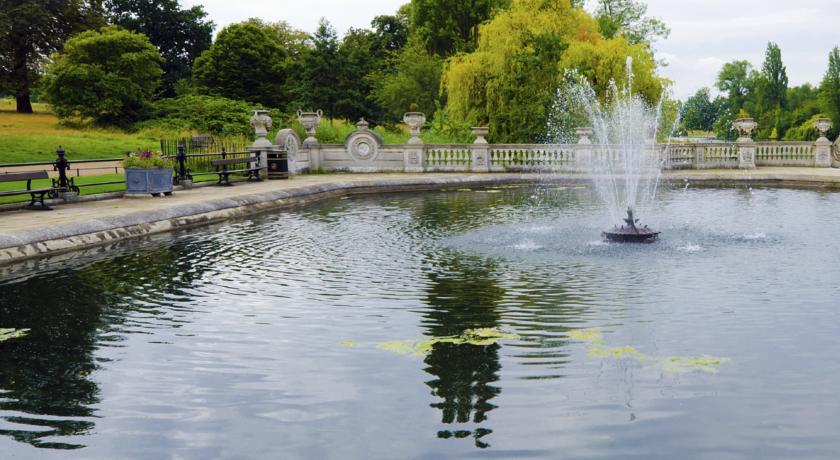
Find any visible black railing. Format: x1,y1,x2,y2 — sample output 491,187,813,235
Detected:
160,138,249,156
1,145,259,200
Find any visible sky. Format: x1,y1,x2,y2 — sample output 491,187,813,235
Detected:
182,0,839,100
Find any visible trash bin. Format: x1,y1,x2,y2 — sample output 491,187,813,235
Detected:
267,150,289,180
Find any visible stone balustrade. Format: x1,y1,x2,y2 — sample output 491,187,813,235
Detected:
248,111,839,175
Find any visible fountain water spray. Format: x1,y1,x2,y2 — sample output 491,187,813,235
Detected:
549,57,667,242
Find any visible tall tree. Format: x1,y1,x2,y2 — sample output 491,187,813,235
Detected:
594,0,670,46
819,46,840,138
409,0,510,56
297,19,343,117
758,42,788,111
192,21,287,108
106,0,214,97
0,0,103,113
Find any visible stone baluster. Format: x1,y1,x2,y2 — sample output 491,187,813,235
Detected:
814,118,833,168
471,127,490,172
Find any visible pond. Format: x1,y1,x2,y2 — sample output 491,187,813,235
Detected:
1,185,839,459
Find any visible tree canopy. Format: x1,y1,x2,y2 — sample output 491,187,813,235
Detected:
0,0,103,113
443,0,663,143
192,21,288,108
106,0,214,97
593,0,669,46
41,25,162,125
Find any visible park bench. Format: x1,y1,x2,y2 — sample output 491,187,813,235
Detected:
0,171,56,210
209,156,262,186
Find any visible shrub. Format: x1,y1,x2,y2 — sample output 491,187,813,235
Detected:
136,95,262,137
41,26,163,127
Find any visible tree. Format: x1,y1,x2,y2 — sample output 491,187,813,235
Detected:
371,41,444,120
714,60,758,140
105,0,214,97
681,88,723,132
594,0,669,46
297,19,343,117
41,26,162,125
753,42,789,138
757,42,788,111
334,28,380,122
371,10,410,56
444,0,663,143
192,21,287,108
819,46,840,139
409,0,510,56
0,0,103,113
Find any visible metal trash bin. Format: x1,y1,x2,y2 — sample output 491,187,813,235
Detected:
267,149,289,180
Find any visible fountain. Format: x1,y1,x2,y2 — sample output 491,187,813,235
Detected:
602,208,661,243
550,57,664,242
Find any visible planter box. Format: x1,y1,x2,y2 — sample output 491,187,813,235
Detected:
125,167,174,196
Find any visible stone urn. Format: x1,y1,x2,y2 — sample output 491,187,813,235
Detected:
251,110,273,148
575,127,594,144
298,109,323,146
815,118,832,140
403,112,426,145
471,127,489,144
734,117,757,141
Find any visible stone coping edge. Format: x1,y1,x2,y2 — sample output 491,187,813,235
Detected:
0,175,548,267
1,172,839,268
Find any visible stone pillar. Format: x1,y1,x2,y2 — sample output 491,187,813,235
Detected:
694,145,705,169
814,118,833,168
471,127,490,172
575,127,594,171
298,110,323,171
734,118,757,169
834,139,840,168
404,145,424,173
250,110,273,177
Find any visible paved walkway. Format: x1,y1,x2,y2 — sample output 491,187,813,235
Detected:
0,169,838,266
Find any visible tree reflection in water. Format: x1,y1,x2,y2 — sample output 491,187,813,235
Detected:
0,241,207,449
422,253,505,449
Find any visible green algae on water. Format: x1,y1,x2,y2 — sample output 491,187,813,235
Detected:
376,328,520,357
0,328,30,343
567,327,728,374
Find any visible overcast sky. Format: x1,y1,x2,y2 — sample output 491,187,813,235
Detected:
182,0,839,100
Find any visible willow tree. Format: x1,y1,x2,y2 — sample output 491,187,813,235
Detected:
443,0,663,143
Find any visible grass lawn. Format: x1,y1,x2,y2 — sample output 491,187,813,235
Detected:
0,99,167,163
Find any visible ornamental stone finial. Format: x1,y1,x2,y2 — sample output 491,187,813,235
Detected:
251,110,273,148
404,111,426,145
575,127,593,145
471,127,489,145
297,109,323,146
815,118,832,141
734,117,757,142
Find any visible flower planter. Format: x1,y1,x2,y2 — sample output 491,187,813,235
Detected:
125,167,174,196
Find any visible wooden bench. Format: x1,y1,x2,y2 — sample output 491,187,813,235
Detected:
0,171,56,210
209,156,262,186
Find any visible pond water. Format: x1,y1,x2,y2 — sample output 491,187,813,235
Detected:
1,185,839,459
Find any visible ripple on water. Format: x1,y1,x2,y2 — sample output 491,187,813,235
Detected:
0,186,839,458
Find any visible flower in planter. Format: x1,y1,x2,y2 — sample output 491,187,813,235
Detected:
122,149,174,169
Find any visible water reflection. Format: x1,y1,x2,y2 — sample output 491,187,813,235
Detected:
422,253,505,448
0,242,207,449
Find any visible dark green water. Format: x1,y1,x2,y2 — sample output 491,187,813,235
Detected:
1,185,839,459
